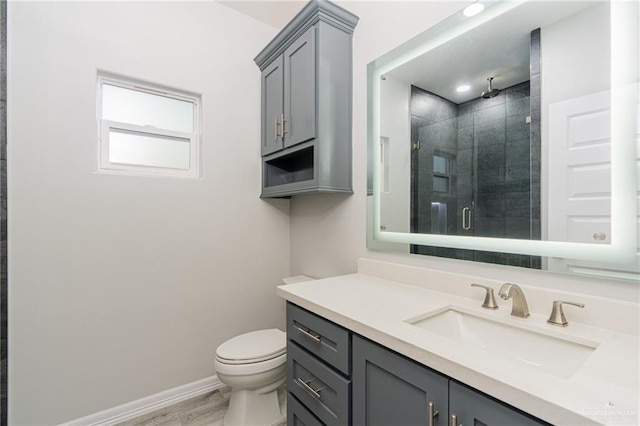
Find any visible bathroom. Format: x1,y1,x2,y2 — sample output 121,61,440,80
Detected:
1,0,639,425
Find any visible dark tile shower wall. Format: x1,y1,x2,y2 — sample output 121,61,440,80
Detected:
457,81,531,240
529,29,542,268
410,29,541,268
410,87,458,243
1,0,7,423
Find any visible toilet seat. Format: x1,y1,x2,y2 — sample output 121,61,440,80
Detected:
215,352,286,376
215,329,286,365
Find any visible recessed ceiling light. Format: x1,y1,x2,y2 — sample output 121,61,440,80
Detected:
456,84,471,92
463,2,484,17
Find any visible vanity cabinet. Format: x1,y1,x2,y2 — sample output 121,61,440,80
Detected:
286,303,351,425
352,335,448,426
254,0,358,198
353,336,550,426
448,380,549,426
286,302,550,426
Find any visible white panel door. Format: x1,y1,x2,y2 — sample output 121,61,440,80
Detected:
547,90,640,279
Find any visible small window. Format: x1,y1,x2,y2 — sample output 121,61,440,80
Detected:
97,74,200,178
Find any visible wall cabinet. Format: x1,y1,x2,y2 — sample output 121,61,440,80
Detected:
254,1,358,198
261,27,316,157
286,302,550,426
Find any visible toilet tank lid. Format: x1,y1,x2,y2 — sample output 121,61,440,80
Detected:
216,329,286,361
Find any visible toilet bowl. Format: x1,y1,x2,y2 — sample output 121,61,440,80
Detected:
215,329,287,426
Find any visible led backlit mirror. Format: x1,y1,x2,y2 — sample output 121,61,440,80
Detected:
367,0,639,279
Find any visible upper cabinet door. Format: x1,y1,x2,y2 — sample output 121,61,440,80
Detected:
261,56,284,156
283,26,316,149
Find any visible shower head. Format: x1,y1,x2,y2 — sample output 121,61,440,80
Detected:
481,77,500,98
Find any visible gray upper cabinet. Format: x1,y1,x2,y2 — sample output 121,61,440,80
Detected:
283,27,316,149
254,0,358,198
261,57,285,156
261,26,315,156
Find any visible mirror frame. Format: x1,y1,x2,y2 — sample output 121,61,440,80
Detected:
368,0,639,264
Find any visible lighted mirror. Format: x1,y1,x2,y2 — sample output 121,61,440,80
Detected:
367,0,639,280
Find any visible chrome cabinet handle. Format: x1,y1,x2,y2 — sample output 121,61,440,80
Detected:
450,414,461,426
428,402,439,426
462,207,472,230
471,283,499,309
295,325,321,343
547,300,585,327
274,116,280,141
281,113,288,138
297,377,324,399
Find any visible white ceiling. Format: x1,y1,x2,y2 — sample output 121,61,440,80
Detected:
388,1,602,104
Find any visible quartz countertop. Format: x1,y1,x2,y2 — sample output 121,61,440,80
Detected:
277,272,639,426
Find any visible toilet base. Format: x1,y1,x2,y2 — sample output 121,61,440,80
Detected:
223,383,286,426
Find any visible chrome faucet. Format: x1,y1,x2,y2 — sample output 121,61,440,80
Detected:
498,283,530,318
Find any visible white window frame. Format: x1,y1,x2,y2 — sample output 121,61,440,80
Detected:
97,74,201,178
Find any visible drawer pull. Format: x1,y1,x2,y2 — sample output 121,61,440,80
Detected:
297,377,324,399
428,401,439,426
295,325,321,343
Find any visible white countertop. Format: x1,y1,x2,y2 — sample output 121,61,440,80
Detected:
277,272,639,426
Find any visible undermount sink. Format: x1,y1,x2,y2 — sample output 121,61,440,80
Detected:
406,308,599,379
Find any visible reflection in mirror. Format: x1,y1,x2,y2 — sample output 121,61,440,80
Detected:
369,0,639,280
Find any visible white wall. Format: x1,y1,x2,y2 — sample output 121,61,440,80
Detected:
8,2,285,424
289,1,640,302
379,75,410,239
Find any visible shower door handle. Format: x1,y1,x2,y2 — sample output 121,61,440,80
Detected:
462,207,472,230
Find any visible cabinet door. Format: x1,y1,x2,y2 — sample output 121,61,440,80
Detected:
353,336,449,426
449,381,550,426
283,25,316,149
261,56,284,156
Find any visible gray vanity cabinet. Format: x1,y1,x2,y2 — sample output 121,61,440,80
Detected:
352,336,449,426
352,335,550,426
286,303,352,426
254,0,358,198
286,302,551,425
449,381,549,426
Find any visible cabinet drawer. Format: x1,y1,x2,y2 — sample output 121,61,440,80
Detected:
288,341,351,426
288,393,325,426
287,302,351,375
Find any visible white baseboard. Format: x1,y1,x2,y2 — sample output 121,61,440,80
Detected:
59,376,225,426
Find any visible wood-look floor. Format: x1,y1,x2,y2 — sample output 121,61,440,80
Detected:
117,386,287,426
116,387,231,426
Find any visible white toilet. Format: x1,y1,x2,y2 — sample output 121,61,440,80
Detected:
215,329,287,426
